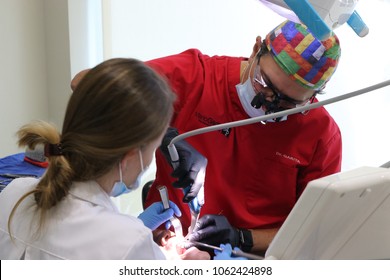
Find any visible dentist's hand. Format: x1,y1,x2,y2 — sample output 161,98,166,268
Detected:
160,127,207,203
138,201,181,230
188,215,240,248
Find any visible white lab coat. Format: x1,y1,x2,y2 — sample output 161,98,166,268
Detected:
0,177,165,260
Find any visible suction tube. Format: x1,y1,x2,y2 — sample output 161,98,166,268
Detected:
169,79,390,145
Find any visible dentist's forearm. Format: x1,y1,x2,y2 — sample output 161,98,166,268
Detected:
249,227,279,255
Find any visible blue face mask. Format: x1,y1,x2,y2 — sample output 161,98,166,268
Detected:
110,149,148,197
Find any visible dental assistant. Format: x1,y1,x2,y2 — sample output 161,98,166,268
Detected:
0,58,179,259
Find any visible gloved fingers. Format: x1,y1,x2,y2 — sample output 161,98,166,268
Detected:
168,200,182,217
171,165,186,177
171,165,195,193
171,163,195,181
233,246,242,253
193,214,217,232
213,244,232,260
171,163,203,183
150,201,180,216
172,180,198,203
138,203,177,231
221,243,232,253
156,208,174,223
182,182,203,203
171,176,194,189
172,150,192,172
187,197,202,213
188,225,217,243
213,215,230,228
165,220,172,230
170,147,204,178
214,244,247,260
154,201,166,213
174,164,205,200
143,202,163,215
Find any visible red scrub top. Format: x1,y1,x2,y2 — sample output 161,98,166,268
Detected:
145,49,342,233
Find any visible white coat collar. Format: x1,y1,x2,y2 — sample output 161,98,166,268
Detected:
68,180,119,212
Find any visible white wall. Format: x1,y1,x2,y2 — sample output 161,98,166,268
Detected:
68,0,104,78
322,0,390,170
0,0,49,157
0,0,74,157
104,0,284,60
0,0,103,158
44,0,73,133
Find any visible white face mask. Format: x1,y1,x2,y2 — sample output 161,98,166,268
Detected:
236,77,287,122
110,149,149,197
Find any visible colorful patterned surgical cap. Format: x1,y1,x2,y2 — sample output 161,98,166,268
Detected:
265,20,341,90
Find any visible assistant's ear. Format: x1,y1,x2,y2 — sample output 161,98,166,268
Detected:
120,149,139,170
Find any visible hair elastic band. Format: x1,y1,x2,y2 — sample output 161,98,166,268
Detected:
44,143,63,157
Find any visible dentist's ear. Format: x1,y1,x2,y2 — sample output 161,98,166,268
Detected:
249,36,262,61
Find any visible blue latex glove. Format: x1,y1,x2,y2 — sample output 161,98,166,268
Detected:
213,244,247,260
138,201,181,230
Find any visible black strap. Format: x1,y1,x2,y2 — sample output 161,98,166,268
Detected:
238,228,253,252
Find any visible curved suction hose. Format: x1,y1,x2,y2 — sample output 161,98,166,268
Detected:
169,79,390,144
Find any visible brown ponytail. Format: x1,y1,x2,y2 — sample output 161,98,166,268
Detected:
8,121,74,236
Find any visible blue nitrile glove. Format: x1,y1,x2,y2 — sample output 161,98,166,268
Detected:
160,127,208,203
214,244,247,260
138,201,181,230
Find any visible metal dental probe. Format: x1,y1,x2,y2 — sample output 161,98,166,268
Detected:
187,241,264,260
158,185,183,239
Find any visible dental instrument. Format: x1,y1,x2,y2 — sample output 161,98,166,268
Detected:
185,240,264,260
158,185,184,239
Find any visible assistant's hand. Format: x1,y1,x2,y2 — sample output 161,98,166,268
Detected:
160,127,207,203
213,244,247,260
188,214,240,248
138,201,181,230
